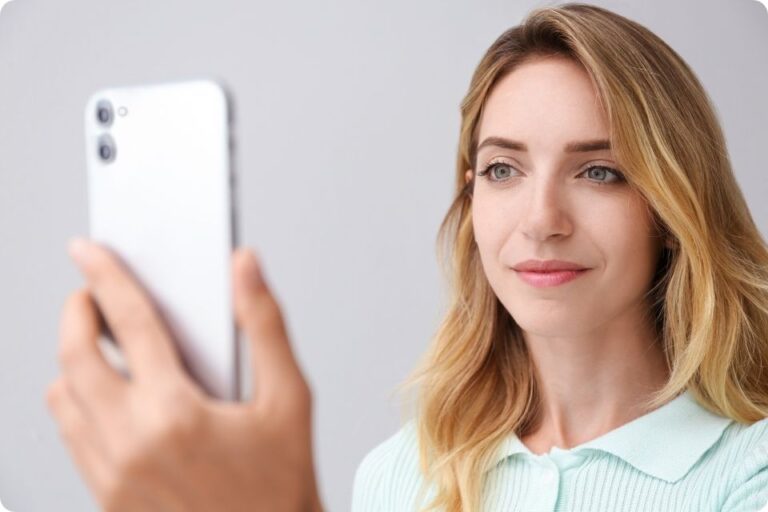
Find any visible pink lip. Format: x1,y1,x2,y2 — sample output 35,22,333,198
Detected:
515,269,590,287
513,259,588,272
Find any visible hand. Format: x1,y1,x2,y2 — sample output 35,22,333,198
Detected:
45,238,324,512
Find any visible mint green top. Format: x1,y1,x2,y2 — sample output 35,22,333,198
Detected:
352,390,768,511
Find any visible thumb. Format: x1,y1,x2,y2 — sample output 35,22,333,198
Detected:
232,248,302,408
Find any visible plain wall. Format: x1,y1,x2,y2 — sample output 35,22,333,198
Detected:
0,0,766,510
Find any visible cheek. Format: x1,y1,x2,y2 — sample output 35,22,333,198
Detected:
471,194,515,263
471,194,524,303
599,200,661,284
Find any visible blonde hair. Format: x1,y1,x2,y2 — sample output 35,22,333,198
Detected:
393,3,768,511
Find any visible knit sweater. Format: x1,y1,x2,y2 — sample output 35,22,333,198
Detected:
352,389,768,511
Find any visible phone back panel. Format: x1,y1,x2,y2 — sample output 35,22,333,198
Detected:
84,79,239,401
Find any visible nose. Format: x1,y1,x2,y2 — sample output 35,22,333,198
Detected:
518,175,573,242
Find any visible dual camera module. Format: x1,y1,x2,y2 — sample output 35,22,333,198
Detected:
95,99,117,163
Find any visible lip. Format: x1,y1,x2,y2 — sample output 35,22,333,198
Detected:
515,269,590,288
512,259,589,272
512,259,591,288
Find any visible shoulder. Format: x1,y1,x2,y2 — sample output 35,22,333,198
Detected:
718,414,768,464
352,419,424,512
719,416,768,511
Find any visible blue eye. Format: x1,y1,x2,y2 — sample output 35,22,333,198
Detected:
580,165,625,185
476,162,626,186
477,162,519,181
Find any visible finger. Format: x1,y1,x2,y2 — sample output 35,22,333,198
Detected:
46,378,168,511
45,377,113,501
232,248,305,405
67,237,184,385
58,288,127,421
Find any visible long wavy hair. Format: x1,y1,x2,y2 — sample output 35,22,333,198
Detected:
393,3,768,511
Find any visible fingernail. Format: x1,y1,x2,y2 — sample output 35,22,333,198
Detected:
68,237,91,267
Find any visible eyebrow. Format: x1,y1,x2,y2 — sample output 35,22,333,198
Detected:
476,136,611,154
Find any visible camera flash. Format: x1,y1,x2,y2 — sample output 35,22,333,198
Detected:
118,106,128,116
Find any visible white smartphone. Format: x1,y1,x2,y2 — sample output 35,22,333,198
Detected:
83,79,240,401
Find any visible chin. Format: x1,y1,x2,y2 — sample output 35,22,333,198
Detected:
513,320,578,338
506,304,591,336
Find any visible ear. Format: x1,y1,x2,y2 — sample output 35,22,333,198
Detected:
465,169,473,184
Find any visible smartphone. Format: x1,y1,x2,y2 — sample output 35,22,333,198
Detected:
83,79,240,401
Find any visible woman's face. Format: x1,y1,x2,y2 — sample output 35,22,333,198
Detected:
467,56,664,337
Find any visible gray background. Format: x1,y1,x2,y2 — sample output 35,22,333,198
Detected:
0,0,765,510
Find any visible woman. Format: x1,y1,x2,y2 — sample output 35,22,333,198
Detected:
46,2,768,512
353,3,768,511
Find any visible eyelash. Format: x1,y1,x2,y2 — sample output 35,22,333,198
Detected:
477,160,626,186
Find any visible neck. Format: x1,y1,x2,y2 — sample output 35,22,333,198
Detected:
519,304,670,454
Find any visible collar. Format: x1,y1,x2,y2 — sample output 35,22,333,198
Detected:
486,389,733,483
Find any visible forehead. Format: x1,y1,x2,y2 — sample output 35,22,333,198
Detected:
477,56,609,147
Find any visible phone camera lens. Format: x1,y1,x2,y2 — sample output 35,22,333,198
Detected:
97,134,116,163
96,100,113,126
